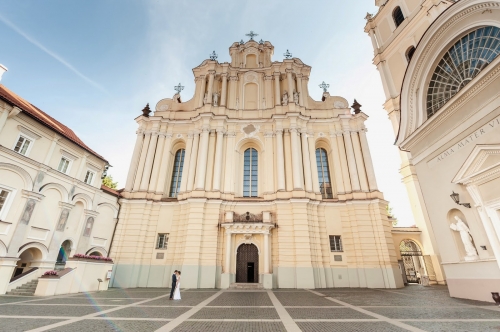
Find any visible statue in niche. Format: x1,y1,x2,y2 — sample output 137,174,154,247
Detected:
235,97,239,110
282,90,289,106
450,216,478,261
293,90,299,105
56,209,70,231
203,93,209,105
212,92,219,106
20,199,36,225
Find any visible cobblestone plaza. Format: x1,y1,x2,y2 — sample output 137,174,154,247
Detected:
0,285,499,331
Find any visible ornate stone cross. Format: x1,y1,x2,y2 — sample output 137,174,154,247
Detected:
209,51,218,61
283,49,292,59
174,83,184,94
246,30,258,41
319,81,329,92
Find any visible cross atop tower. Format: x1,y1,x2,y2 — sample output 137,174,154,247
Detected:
319,81,329,92
283,49,293,59
245,31,258,41
174,83,184,94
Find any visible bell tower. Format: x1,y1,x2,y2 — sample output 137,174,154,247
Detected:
364,0,455,285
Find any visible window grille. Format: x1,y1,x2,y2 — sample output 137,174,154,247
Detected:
58,157,70,174
329,235,343,252
84,170,94,185
243,148,258,197
14,136,31,155
316,148,333,199
169,149,185,197
427,26,500,117
157,233,169,249
393,7,404,27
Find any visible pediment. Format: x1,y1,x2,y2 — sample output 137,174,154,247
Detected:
452,145,500,184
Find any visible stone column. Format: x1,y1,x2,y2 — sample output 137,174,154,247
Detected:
308,131,320,194
212,129,225,191
368,29,379,55
359,128,378,191
300,131,313,192
264,232,270,273
329,132,345,194
351,131,369,192
223,132,236,193
296,74,304,106
274,73,281,106
179,133,194,193
286,69,294,99
198,75,206,107
342,130,360,191
229,76,238,109
139,131,159,191
264,132,275,193
195,128,210,190
225,231,231,273
264,75,273,108
220,73,228,107
336,133,352,193
154,133,174,193
148,133,166,192
187,132,200,191
132,132,152,192
206,70,215,102
275,130,286,191
290,128,303,190
125,130,144,191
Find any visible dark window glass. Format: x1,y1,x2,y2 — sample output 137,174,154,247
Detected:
329,235,343,252
316,148,333,199
393,7,405,27
427,27,500,117
169,149,185,198
243,148,258,197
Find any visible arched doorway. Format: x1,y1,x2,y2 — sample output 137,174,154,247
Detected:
13,247,43,278
89,251,102,256
55,240,72,270
236,244,259,283
399,240,427,284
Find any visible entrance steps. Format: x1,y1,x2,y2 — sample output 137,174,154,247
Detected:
6,279,39,296
229,283,264,290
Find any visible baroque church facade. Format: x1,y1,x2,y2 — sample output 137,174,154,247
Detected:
366,0,500,302
110,38,404,289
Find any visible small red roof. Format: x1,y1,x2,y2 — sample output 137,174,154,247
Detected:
100,185,121,197
0,84,107,162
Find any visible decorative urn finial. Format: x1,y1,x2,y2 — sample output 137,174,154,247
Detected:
141,103,151,117
351,99,362,114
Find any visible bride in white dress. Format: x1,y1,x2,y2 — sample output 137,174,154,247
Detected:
173,271,181,300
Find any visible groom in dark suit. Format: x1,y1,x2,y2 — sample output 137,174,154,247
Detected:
169,270,178,300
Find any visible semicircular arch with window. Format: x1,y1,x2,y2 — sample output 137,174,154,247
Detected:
426,26,500,117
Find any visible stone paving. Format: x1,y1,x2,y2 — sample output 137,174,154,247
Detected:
0,285,499,331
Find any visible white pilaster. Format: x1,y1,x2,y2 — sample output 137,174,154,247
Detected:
351,131,369,192
198,76,206,107
290,128,303,190
186,132,200,191
223,132,236,193
296,74,304,106
286,69,294,99
308,131,320,194
195,128,210,190
329,132,345,194
225,231,232,273
154,133,174,193
274,73,281,106
132,132,151,192
359,128,378,191
206,71,215,102
212,129,225,191
179,133,194,193
264,132,275,193
264,232,270,273
139,132,159,191
342,130,360,191
275,130,286,191
301,131,313,192
220,73,228,107
125,130,144,191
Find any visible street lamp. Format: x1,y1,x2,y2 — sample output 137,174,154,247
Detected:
450,191,471,208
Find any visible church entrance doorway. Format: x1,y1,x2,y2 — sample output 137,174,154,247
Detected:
236,244,258,283
55,240,72,270
399,240,427,284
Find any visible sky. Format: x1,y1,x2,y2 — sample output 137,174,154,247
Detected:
0,0,416,226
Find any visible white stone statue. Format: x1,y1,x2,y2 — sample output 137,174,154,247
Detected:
203,92,209,105
282,90,288,106
212,92,219,106
450,216,478,261
293,90,299,105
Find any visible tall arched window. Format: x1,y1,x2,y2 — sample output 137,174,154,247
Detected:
427,26,500,117
316,148,333,199
243,148,258,197
169,149,185,198
393,7,404,28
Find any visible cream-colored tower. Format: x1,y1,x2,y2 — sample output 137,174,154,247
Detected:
364,0,453,284
110,38,403,289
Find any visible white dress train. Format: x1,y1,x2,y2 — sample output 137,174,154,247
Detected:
173,276,181,300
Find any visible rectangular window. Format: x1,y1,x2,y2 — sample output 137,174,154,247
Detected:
84,170,95,185
58,157,70,174
0,189,10,215
13,136,32,156
329,235,343,252
156,233,169,249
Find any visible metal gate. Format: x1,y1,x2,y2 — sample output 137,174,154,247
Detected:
236,244,259,283
399,240,425,284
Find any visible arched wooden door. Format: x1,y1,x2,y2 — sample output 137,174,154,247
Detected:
236,244,259,283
